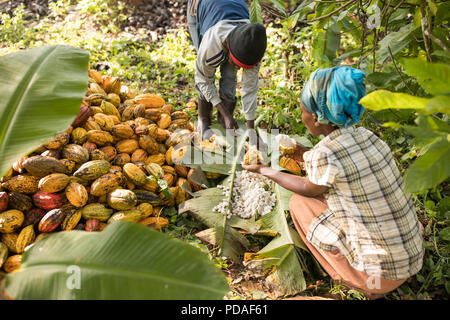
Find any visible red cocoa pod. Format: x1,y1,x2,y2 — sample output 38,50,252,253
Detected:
71,104,90,128
85,219,100,232
0,191,9,213
23,208,47,227
32,191,64,211
38,208,66,233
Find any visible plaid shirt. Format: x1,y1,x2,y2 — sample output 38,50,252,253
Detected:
303,127,424,280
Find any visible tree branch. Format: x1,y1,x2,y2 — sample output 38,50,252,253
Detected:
388,45,415,95
420,0,433,62
299,0,358,23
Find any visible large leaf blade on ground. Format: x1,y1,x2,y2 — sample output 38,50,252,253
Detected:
0,45,89,176
5,222,229,300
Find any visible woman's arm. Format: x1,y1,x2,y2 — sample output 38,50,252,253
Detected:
242,164,329,197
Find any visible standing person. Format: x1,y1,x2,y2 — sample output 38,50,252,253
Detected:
187,0,267,145
242,66,424,299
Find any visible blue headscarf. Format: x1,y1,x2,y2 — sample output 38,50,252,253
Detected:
300,66,366,127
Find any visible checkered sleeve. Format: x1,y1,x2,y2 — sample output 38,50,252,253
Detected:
303,149,339,187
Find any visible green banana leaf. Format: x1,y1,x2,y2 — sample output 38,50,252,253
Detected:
0,45,89,176
179,122,312,295
244,131,309,295
4,222,229,300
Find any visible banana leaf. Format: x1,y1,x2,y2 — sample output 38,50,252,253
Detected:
4,222,229,300
179,121,312,295
0,45,89,176
244,131,309,295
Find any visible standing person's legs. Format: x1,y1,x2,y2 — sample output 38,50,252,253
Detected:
289,193,406,298
187,0,200,51
217,61,237,127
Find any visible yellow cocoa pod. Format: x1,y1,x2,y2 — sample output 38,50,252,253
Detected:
38,173,70,193
0,242,8,268
155,128,170,143
86,130,114,146
1,175,39,194
174,164,188,178
89,69,103,85
139,135,159,155
90,106,103,115
71,127,88,144
61,209,82,231
90,173,122,197
106,93,121,107
134,104,146,118
4,254,21,273
171,146,189,165
99,145,117,162
134,93,165,108
162,165,176,176
111,123,134,139
73,160,111,181
161,104,174,114
1,232,18,253
144,108,161,122
90,149,108,161
157,113,172,129
43,132,70,150
165,146,174,165
185,100,197,111
0,209,24,233
279,156,303,175
89,82,107,96
121,105,135,121
123,163,148,186
116,139,139,154
94,112,115,131
86,93,106,106
204,171,222,180
62,144,90,163
84,117,102,131
107,210,143,224
142,179,158,193
101,100,121,119
109,115,120,125
145,153,165,166
131,149,148,163
138,216,169,230
16,225,35,253
65,182,88,207
171,111,189,120
103,76,121,95
135,117,150,127
112,153,131,166
146,123,156,135
162,173,175,187
137,203,153,218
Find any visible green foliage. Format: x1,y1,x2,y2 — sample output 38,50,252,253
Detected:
360,58,450,193
5,222,229,299
0,45,89,176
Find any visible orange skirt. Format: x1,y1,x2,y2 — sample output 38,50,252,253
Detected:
289,193,406,297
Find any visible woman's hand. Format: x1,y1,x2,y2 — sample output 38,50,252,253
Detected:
241,163,269,174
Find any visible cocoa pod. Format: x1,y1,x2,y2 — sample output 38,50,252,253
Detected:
38,173,70,193
0,209,24,233
71,105,90,128
7,192,33,212
1,175,40,194
23,208,46,228
32,191,64,211
85,219,100,232
38,208,66,233
0,191,9,213
65,182,88,207
23,155,68,178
